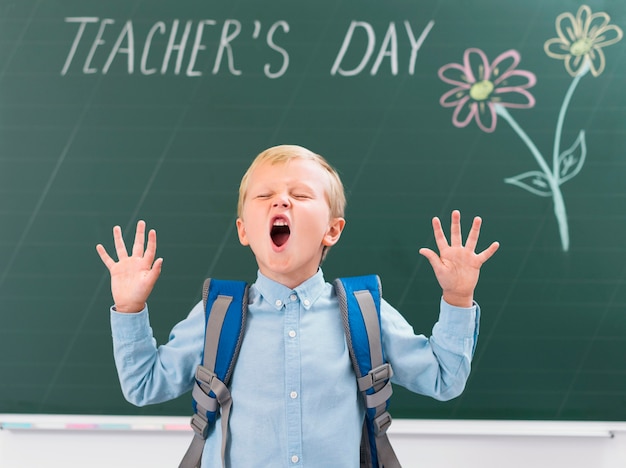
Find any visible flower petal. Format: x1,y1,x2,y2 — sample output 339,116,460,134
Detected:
554,10,579,43
438,62,472,87
587,47,606,77
440,86,470,107
489,50,521,85
493,69,537,90
451,96,477,129
544,37,571,60
493,87,536,109
577,5,602,38
592,24,624,48
463,48,491,82
473,101,497,133
564,54,586,77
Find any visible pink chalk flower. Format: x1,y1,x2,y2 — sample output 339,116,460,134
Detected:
438,48,537,133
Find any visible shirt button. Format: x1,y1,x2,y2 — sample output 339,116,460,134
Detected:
290,391,298,399
291,455,299,463
289,294,297,301
303,299,310,306
288,330,297,338
275,299,282,307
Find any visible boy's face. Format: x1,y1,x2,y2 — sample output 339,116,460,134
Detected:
236,158,345,289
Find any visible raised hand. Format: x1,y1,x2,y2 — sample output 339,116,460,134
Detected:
96,220,163,313
419,210,499,308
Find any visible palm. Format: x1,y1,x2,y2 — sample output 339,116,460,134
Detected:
96,221,163,313
419,211,499,307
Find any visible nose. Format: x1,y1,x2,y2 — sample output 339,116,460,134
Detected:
272,193,290,208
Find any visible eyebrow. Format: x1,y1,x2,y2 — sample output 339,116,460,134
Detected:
290,182,317,193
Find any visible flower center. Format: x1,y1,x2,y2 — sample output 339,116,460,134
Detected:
469,79,494,101
570,37,593,56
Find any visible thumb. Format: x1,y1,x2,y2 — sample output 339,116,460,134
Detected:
419,247,440,267
147,258,163,283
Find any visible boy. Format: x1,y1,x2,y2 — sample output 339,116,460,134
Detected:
96,145,499,467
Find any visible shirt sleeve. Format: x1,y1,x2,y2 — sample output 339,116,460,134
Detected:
110,301,205,406
381,297,480,401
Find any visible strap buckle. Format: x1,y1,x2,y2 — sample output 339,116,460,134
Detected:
373,411,392,436
358,363,393,391
196,365,216,388
190,413,209,439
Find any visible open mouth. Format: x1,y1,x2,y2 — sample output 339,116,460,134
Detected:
271,219,290,247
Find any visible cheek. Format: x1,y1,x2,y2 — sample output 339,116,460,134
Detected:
308,212,334,238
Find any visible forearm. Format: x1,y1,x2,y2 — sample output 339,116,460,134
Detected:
111,302,204,406
382,298,479,401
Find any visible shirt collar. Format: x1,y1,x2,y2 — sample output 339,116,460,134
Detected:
253,269,327,311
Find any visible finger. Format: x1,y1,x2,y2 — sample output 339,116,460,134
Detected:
431,217,449,253
143,229,158,265
476,241,500,264
149,257,164,280
143,257,164,292
95,244,115,270
132,220,146,257
419,247,442,269
464,216,482,252
112,225,128,260
450,210,462,247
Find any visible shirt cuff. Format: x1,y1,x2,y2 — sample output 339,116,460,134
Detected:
438,297,480,338
110,305,152,341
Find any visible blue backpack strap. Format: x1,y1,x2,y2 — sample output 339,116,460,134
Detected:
180,278,249,468
334,275,401,468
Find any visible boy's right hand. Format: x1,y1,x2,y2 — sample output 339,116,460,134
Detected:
96,220,163,313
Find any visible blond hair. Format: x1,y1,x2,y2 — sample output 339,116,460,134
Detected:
237,145,346,219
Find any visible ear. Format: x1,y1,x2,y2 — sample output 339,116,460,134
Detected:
236,218,249,246
322,217,345,247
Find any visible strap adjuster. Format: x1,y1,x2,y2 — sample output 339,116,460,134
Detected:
190,413,209,439
373,411,392,436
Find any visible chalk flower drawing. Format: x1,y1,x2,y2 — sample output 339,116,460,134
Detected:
438,48,536,133
438,4,623,251
544,5,623,77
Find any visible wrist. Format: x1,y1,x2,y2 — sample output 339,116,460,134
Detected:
114,302,145,313
442,292,473,308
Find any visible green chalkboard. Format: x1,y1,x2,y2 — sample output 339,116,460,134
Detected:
1,0,625,421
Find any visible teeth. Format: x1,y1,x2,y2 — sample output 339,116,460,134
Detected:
273,219,288,226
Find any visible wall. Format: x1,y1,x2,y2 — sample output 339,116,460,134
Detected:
1,416,626,468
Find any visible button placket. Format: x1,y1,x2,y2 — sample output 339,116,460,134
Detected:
284,294,302,465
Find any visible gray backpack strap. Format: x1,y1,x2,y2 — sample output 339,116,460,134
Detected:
334,276,402,468
179,278,249,468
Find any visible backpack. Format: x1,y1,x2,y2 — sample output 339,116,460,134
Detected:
179,275,401,468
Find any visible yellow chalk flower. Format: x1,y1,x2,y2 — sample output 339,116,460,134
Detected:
544,4,623,77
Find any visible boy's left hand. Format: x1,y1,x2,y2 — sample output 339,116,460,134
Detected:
419,210,499,308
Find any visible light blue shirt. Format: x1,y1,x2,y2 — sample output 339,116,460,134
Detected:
111,269,479,467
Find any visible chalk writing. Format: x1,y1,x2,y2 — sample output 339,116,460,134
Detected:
60,17,434,78
61,17,290,78
330,20,435,76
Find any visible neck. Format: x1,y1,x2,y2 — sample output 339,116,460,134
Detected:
260,267,320,290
